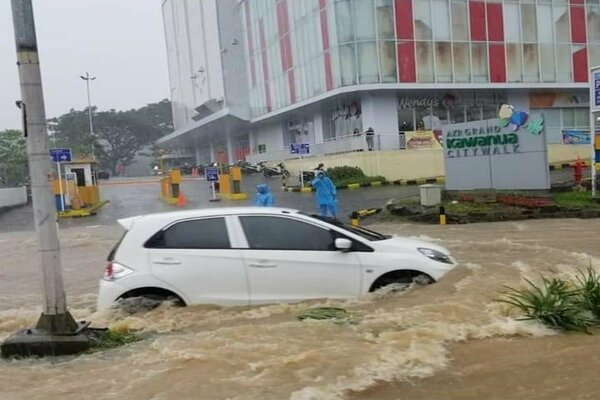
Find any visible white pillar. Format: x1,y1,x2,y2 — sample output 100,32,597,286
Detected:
360,92,399,150
226,134,235,164
209,140,215,163
313,111,324,144
194,144,202,165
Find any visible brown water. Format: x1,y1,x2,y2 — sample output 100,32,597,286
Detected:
0,219,599,400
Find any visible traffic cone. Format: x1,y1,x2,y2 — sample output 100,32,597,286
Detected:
177,192,187,206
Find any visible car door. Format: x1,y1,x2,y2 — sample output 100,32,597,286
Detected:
235,215,362,304
146,216,249,306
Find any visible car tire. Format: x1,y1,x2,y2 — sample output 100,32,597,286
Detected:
117,291,184,313
369,270,433,292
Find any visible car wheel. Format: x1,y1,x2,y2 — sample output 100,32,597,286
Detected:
117,290,184,313
369,270,433,292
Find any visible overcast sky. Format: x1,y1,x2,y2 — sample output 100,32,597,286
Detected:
0,0,169,131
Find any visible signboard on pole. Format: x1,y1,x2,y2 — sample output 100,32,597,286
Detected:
592,66,600,113
49,148,72,163
205,167,219,182
290,143,310,155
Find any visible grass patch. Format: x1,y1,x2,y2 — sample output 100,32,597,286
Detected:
498,268,600,333
88,329,142,352
554,191,598,209
444,201,506,214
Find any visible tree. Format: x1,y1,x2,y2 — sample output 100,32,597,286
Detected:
0,129,28,186
51,99,173,173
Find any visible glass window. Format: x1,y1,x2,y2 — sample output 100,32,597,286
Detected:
506,43,523,82
353,0,376,40
553,5,570,43
413,1,432,40
467,106,482,122
471,43,488,82
523,44,539,82
398,108,414,131
453,43,471,83
334,44,357,86
416,107,432,130
335,0,354,43
562,109,575,128
451,1,469,41
556,44,572,81
504,3,521,43
521,4,537,42
540,44,556,81
589,7,600,43
432,105,450,126
147,218,230,249
432,0,450,40
590,45,600,70
416,41,434,82
240,216,335,251
575,108,589,129
435,42,453,83
379,41,397,82
482,105,498,120
358,42,379,83
537,5,553,43
450,106,465,124
376,0,395,39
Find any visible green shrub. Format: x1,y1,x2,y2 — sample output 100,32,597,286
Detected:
574,267,600,320
498,276,596,333
326,166,365,182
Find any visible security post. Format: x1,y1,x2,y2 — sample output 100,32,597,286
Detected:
218,165,248,200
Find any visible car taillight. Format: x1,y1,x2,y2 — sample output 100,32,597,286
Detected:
103,262,133,281
104,262,114,279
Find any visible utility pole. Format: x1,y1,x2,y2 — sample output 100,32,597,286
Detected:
80,72,96,159
2,0,91,358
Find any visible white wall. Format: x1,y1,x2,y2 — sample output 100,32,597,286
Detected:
360,93,399,149
0,187,27,209
253,122,285,154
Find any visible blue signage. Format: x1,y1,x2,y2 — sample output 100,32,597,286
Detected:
49,148,72,163
205,167,219,182
594,70,600,112
290,143,310,155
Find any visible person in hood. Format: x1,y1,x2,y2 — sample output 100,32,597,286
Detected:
254,184,274,207
311,170,337,218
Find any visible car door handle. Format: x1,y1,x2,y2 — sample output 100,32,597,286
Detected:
248,262,277,268
153,259,182,265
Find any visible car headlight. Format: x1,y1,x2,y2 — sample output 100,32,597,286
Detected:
418,248,453,264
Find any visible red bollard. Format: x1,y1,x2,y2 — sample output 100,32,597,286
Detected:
572,157,584,186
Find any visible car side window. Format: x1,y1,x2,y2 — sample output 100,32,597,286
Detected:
239,216,335,251
145,217,230,249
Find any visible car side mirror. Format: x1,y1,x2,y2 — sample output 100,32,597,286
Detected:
334,238,352,252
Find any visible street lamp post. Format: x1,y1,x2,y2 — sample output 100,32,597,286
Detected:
80,72,96,159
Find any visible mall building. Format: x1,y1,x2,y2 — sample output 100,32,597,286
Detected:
158,0,600,171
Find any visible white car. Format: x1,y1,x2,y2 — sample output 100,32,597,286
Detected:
97,207,456,310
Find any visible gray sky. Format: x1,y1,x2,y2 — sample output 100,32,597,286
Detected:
0,0,169,131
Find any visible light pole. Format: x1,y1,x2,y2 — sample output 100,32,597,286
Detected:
80,72,96,159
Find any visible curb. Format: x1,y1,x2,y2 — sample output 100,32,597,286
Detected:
282,180,390,192
392,176,445,186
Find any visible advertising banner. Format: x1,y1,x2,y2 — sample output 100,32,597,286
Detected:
592,67,600,113
404,130,442,150
562,130,591,145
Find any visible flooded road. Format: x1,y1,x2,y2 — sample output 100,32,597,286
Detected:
1,218,599,399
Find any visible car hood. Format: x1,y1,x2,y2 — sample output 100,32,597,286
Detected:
368,236,451,255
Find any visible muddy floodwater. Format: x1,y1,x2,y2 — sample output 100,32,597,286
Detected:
1,219,600,400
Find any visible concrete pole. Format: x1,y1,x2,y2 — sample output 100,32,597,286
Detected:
11,0,76,332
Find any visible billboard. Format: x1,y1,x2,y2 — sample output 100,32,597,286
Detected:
404,130,442,150
562,130,591,145
443,105,549,190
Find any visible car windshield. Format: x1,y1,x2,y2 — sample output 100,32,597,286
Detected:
300,213,389,241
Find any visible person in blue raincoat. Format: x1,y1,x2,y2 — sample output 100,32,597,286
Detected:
254,184,274,207
311,170,337,218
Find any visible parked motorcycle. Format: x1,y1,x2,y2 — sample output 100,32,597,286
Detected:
262,162,290,178
237,160,262,174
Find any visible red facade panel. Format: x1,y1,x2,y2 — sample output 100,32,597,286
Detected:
319,0,333,91
486,3,504,42
570,5,587,44
259,19,272,112
394,0,414,40
488,44,506,82
573,48,588,82
397,41,416,83
469,1,486,41
276,0,295,103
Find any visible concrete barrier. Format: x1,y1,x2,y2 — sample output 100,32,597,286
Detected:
0,186,28,209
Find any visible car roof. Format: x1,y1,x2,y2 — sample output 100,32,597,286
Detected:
118,207,301,230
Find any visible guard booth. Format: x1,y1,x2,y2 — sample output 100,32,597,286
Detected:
218,165,247,200
52,160,108,217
